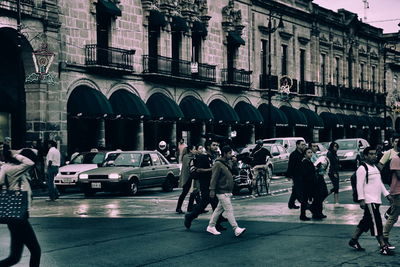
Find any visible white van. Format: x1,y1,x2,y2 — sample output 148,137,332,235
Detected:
263,137,306,153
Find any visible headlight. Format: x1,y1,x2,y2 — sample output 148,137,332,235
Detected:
108,173,121,179
344,151,355,157
79,174,88,179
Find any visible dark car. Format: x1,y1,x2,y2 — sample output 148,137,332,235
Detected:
78,151,180,197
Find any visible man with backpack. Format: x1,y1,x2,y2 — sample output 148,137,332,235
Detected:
349,147,393,255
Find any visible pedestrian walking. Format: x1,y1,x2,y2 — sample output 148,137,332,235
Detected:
176,145,197,214
206,146,246,236
46,140,60,201
327,141,340,205
348,147,393,256
0,148,41,267
184,140,225,230
297,147,316,221
310,143,329,219
178,138,187,164
377,135,399,179
382,138,400,250
286,140,307,209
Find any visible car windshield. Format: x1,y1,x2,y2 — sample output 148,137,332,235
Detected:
336,140,357,150
70,153,106,164
264,140,283,145
105,153,142,167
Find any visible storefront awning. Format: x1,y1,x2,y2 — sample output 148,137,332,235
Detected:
367,116,382,130
192,21,208,37
337,114,358,129
109,90,150,119
280,106,308,127
98,0,122,16
146,93,184,120
320,112,344,128
172,16,189,33
234,101,264,124
299,108,324,129
258,104,288,127
179,96,214,122
227,31,245,46
149,9,167,28
209,99,240,123
385,116,393,130
67,86,113,117
357,115,370,129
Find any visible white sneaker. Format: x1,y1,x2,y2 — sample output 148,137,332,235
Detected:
234,227,246,237
207,226,221,235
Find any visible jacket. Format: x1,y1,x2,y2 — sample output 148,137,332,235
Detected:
209,157,234,194
286,149,303,179
179,153,194,187
0,154,35,209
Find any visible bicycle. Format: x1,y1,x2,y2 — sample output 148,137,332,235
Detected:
252,164,271,196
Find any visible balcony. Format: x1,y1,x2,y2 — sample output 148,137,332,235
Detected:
259,74,278,90
221,69,252,89
299,81,316,95
142,55,216,85
85,44,135,72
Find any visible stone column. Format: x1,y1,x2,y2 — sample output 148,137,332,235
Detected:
250,125,255,144
136,120,144,150
97,119,105,148
200,122,206,146
170,121,177,147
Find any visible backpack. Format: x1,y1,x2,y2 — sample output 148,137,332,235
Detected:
350,162,368,203
380,160,393,185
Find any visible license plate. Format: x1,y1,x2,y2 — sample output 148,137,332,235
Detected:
91,182,101,189
63,178,72,183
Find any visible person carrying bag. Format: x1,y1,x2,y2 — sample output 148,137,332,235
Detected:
0,148,41,267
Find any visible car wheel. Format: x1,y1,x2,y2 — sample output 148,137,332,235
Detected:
162,176,174,192
83,189,95,197
126,179,138,196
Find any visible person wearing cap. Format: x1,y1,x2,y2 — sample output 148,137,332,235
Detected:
46,140,61,201
0,148,41,266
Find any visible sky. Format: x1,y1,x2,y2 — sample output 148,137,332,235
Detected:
313,0,400,33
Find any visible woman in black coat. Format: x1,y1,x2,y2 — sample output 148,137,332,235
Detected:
327,141,340,204
298,147,317,221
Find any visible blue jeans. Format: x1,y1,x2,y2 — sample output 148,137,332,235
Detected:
47,166,59,200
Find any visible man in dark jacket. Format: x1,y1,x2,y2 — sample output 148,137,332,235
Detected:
287,140,306,209
206,146,246,236
184,140,224,230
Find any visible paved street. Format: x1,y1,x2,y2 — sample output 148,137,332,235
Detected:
1,172,400,266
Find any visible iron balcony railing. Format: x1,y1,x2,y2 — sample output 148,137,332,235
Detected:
299,81,316,95
221,68,252,87
259,74,278,90
9,0,34,4
85,44,135,71
142,55,216,83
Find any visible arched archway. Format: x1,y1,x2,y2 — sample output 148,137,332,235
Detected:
0,27,34,147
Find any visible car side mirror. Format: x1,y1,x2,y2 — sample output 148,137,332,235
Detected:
65,161,70,165
272,152,279,157
105,160,114,167
141,160,151,167
284,144,288,148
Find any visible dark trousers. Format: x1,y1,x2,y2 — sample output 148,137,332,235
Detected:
358,203,383,236
187,178,218,220
47,166,59,200
0,219,41,267
176,177,193,211
187,190,201,212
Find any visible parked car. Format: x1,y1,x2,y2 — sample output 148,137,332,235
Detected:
239,143,290,175
54,150,117,192
263,137,305,153
335,138,370,169
78,151,180,197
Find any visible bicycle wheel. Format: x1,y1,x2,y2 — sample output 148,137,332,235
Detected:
265,169,271,195
256,172,266,196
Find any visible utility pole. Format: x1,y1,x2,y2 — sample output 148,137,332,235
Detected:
362,0,369,22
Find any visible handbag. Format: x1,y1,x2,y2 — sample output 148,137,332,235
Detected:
0,175,29,224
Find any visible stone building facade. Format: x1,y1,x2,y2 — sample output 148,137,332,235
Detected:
0,0,398,156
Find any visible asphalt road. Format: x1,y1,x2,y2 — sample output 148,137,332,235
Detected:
1,171,399,266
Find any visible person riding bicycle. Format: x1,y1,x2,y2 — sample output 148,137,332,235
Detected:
250,140,271,168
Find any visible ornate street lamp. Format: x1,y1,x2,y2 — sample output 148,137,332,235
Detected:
265,12,284,137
